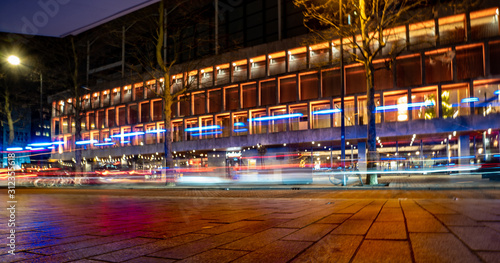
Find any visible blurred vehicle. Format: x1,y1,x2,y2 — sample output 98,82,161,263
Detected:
478,161,500,181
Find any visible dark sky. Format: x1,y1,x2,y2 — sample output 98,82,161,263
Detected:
0,0,159,37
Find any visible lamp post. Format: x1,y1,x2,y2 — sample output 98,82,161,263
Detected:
7,55,44,143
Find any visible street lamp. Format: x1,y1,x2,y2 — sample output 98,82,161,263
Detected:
7,55,44,143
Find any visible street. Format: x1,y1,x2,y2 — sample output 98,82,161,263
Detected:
1,188,500,262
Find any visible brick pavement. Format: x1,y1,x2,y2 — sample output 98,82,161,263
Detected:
0,188,499,262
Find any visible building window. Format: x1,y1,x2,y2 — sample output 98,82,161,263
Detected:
409,20,435,50
456,44,484,80
200,67,214,88
490,41,500,75
208,89,222,113
233,112,248,136
250,56,266,79
186,118,198,141
374,61,393,91
215,64,230,86
179,95,190,117
172,121,183,142
216,114,230,138
470,8,499,40
474,81,500,116
358,96,381,125
232,60,248,83
146,80,157,99
311,103,331,129
101,90,110,107
382,26,406,56
187,72,198,90
310,42,330,67
261,80,276,106
145,125,156,144
442,83,470,118
128,105,138,125
270,107,287,133
200,116,215,139
439,14,466,45
132,126,144,146
111,87,121,105
140,103,150,123
193,93,206,116
225,86,239,111
396,55,422,87
322,69,341,98
107,109,116,128
88,112,95,130
425,49,453,84
118,107,127,126
383,92,408,122
242,83,257,108
122,85,132,103
279,77,297,103
269,51,286,76
172,74,183,94
153,100,163,121
345,65,366,95
250,109,267,134
289,47,307,72
300,73,319,101
334,97,355,126
97,110,105,128
91,93,100,109
290,104,308,131
134,85,144,101
411,87,438,120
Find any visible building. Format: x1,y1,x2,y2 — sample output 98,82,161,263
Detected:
1,105,32,168
49,2,500,176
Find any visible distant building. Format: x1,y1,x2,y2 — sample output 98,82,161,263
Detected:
1,105,31,168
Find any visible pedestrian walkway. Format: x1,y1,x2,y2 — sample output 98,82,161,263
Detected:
0,188,499,262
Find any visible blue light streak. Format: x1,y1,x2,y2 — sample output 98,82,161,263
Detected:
6,147,23,151
75,140,98,145
381,157,406,161
104,138,112,141
461,97,479,103
250,113,303,122
375,101,434,112
494,154,500,158
111,132,145,138
431,155,474,160
121,140,131,143
234,122,246,127
185,125,221,132
94,142,116,146
51,141,65,145
146,129,166,133
191,131,222,136
234,128,248,132
28,142,53,147
312,109,341,115
495,90,500,95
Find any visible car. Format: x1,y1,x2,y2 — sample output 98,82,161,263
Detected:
478,161,500,181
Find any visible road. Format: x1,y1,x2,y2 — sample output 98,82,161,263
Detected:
1,188,500,262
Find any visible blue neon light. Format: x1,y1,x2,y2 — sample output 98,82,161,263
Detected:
461,97,479,103
381,157,406,161
494,154,500,158
6,147,23,151
312,109,341,115
111,132,145,138
234,128,248,132
250,113,303,122
51,141,65,145
191,131,223,136
185,125,221,132
48,146,55,149
94,142,115,146
495,90,500,95
75,140,98,145
376,101,434,112
431,155,474,160
234,122,246,127
28,142,53,147
104,138,112,141
146,129,166,133
31,148,46,151
121,140,131,143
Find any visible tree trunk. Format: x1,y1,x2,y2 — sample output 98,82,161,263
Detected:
3,89,15,145
365,62,378,185
163,88,174,184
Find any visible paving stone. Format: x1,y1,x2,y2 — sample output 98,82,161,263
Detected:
376,207,405,222
383,200,401,208
316,213,352,224
220,228,296,251
124,256,176,263
434,214,481,226
282,223,338,241
197,220,260,234
410,233,481,263
234,219,289,233
352,240,411,263
175,249,248,263
366,221,407,240
477,252,500,263
277,212,333,228
233,240,312,263
0,252,41,263
483,222,500,233
449,226,500,251
331,219,373,235
291,234,363,263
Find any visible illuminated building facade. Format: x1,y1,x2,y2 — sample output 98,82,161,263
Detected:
50,5,500,171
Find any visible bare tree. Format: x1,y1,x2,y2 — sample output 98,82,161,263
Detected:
294,0,427,184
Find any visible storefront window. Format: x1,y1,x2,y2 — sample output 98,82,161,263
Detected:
172,121,183,142
412,87,438,120
312,103,331,129
145,125,156,144
474,81,500,116
442,83,470,118
251,110,267,134
290,105,308,131
334,98,355,127
383,92,408,122
358,96,381,125
216,115,230,138
186,118,199,141
201,116,215,139
233,113,248,136
270,107,287,133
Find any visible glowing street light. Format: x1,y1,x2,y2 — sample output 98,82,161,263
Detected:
7,55,20,65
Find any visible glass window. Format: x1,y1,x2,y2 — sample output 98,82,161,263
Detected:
456,44,484,80
251,109,267,134
358,96,381,125
132,126,144,146
312,103,331,129
289,47,307,72
172,74,183,93
309,42,330,67
118,107,127,126
411,87,438,120
88,112,95,130
474,81,500,116
442,83,470,118
242,83,257,108
470,8,499,40
269,51,286,75
232,60,248,82
97,110,105,128
382,26,406,56
280,77,297,103
140,102,150,123
186,118,199,141
111,88,120,105
225,86,239,111
383,92,408,122
91,93,100,108
187,73,198,90
128,105,138,125
208,89,222,113
397,55,422,87
270,107,287,133
120,127,131,146
200,67,214,88
216,115,230,138
101,90,110,107
153,100,163,121
300,73,319,101
201,116,215,139
193,93,206,115
62,117,69,134
158,122,165,143
439,14,466,45
261,80,276,106
409,20,435,50
425,49,453,84
146,81,157,98
322,69,341,98
490,41,500,75
145,125,156,144
172,121,183,142
334,98,355,127
216,64,230,85
233,112,248,136
107,108,116,127
122,85,132,103
134,85,143,101
346,65,366,95
250,56,266,79
290,105,308,131
374,62,393,91
179,95,190,117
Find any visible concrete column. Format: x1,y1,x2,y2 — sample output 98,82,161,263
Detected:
358,141,367,172
459,135,470,166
